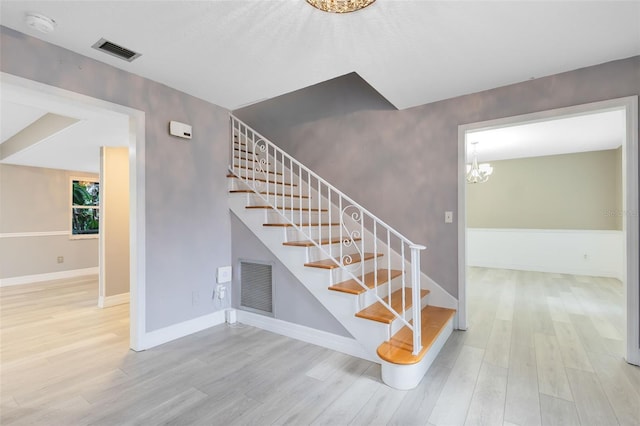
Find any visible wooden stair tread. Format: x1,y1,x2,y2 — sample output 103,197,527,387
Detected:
227,174,297,187
355,288,429,324
304,252,382,269
229,189,308,198
246,206,327,212
377,305,456,365
263,222,338,227
329,269,403,295
283,237,361,247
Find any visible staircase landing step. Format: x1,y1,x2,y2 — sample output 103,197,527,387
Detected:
304,252,382,269
283,237,361,247
355,288,429,324
377,305,456,365
329,269,403,295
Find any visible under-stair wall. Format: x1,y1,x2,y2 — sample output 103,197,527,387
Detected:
230,213,352,338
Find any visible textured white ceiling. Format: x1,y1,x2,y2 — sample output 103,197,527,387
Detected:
0,100,47,142
1,0,638,110
468,109,626,162
0,81,128,173
0,1,637,173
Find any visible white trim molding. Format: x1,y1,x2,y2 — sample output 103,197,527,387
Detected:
98,292,129,308
236,310,375,362
140,310,226,350
0,267,98,287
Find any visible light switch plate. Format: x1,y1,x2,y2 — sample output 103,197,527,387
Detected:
217,266,232,283
445,211,453,223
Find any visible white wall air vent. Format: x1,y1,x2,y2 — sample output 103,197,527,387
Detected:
91,38,141,62
240,260,273,315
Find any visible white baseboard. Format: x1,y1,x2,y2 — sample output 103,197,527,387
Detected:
0,267,99,287
236,310,375,362
140,310,226,350
98,292,129,308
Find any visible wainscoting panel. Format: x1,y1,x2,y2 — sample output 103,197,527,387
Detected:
467,228,623,279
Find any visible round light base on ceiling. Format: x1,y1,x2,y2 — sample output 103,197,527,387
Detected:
25,12,56,34
306,0,376,13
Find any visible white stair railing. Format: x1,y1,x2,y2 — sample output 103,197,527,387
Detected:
229,115,426,355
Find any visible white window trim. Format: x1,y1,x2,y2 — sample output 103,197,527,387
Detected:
70,175,100,240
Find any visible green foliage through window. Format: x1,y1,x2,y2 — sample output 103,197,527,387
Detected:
72,180,99,235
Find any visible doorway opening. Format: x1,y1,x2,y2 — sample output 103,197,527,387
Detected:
457,96,639,365
1,72,146,351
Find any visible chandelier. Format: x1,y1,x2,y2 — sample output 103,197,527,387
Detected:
466,142,493,184
306,0,376,13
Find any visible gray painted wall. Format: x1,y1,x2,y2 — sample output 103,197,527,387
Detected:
235,56,640,298
231,213,351,337
1,26,231,331
0,164,98,278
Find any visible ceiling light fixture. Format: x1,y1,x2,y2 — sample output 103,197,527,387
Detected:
306,0,376,13
466,141,494,184
24,12,56,34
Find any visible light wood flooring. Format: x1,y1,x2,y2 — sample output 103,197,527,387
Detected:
1,268,639,425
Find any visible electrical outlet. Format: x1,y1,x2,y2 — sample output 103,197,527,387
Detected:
57,256,64,263
192,290,200,306
216,284,226,300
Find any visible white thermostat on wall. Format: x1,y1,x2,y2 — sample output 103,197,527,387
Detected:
169,121,192,139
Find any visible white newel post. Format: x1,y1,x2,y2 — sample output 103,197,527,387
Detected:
410,244,426,355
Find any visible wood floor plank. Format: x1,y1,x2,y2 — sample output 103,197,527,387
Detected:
547,296,571,323
552,321,594,372
565,367,619,426
464,362,508,426
484,319,512,368
539,394,580,426
587,351,640,425
427,345,485,426
534,333,573,401
504,343,542,426
350,380,407,426
387,361,452,425
311,376,380,425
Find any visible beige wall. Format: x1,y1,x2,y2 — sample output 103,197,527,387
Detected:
100,147,130,297
467,149,622,230
0,164,99,279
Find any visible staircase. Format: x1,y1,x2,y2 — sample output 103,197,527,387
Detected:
227,115,456,390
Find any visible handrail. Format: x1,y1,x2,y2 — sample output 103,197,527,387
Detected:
229,114,426,355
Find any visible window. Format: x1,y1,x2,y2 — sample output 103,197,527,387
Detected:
71,179,99,238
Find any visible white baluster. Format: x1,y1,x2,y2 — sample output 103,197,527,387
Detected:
410,244,426,356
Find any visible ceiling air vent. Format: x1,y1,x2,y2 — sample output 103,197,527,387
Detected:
91,38,141,62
